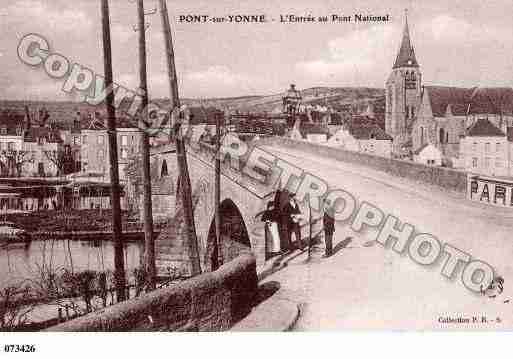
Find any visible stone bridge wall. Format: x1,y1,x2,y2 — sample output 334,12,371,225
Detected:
46,240,257,332
255,137,467,193
150,141,278,273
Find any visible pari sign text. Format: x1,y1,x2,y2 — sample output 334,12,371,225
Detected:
468,175,513,207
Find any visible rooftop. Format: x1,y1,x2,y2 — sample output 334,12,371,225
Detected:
348,123,393,141
467,118,505,137
423,86,513,117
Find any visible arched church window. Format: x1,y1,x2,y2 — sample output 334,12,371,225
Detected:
439,128,445,144
420,127,424,145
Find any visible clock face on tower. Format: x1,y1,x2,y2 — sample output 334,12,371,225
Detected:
407,60,412,65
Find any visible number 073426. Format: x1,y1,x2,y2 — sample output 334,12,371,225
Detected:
4,344,36,353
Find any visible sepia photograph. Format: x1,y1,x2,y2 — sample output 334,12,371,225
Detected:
0,0,513,353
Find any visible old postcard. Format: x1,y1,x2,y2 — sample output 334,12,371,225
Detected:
0,0,513,348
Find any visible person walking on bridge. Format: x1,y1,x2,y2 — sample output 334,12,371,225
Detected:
323,199,335,257
285,192,303,250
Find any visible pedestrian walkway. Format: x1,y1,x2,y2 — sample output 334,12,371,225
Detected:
260,225,513,330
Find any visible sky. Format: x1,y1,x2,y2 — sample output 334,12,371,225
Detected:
0,0,512,100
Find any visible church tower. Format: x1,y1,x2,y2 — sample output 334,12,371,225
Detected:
385,12,422,154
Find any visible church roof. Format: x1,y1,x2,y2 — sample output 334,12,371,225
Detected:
467,87,513,115
467,118,505,137
424,86,474,117
393,15,419,69
423,86,513,117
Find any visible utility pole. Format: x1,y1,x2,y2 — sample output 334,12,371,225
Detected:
159,0,201,275
100,0,126,302
136,0,156,290
214,112,222,269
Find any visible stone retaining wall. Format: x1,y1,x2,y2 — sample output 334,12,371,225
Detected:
46,241,257,332
254,137,467,193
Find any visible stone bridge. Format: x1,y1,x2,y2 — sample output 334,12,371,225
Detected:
149,137,281,277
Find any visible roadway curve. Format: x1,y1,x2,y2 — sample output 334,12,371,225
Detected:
262,145,513,330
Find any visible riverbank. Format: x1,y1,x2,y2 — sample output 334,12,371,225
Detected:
2,209,167,234
29,230,160,242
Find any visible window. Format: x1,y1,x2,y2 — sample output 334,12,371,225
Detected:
472,142,477,152
98,149,104,159
7,142,15,150
427,159,435,165
82,135,87,144
485,143,490,153
74,136,80,145
472,157,478,168
0,127,6,135
98,135,104,145
120,148,128,159
495,158,502,168
485,157,491,168
121,135,128,146
496,142,501,152
82,151,88,160
161,159,168,177
420,127,424,145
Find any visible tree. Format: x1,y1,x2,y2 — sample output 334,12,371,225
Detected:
0,150,33,177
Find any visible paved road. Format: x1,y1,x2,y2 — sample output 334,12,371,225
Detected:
262,145,513,330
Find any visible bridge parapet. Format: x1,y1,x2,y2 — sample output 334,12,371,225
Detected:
46,240,257,332
188,140,279,199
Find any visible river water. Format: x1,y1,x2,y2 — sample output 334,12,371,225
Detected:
0,239,143,290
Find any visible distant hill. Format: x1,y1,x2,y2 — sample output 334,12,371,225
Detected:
0,86,385,127
178,87,385,113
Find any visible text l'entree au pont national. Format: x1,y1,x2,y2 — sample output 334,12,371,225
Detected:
177,14,391,24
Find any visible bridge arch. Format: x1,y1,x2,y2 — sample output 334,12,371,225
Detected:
206,198,251,270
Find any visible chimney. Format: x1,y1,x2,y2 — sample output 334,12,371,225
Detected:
24,105,32,130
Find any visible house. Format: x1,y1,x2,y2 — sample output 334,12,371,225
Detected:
327,123,393,157
460,118,510,177
81,122,142,183
0,108,65,177
22,126,63,176
289,118,330,143
326,127,359,150
413,143,442,166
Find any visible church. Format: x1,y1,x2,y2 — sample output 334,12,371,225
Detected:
385,14,513,165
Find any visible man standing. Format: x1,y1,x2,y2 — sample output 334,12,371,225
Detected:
285,193,302,250
323,200,335,257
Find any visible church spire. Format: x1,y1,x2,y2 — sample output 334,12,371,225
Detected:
393,9,419,69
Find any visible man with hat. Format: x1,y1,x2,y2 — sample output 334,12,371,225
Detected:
323,199,335,257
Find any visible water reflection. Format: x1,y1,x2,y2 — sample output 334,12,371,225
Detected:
0,239,143,289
